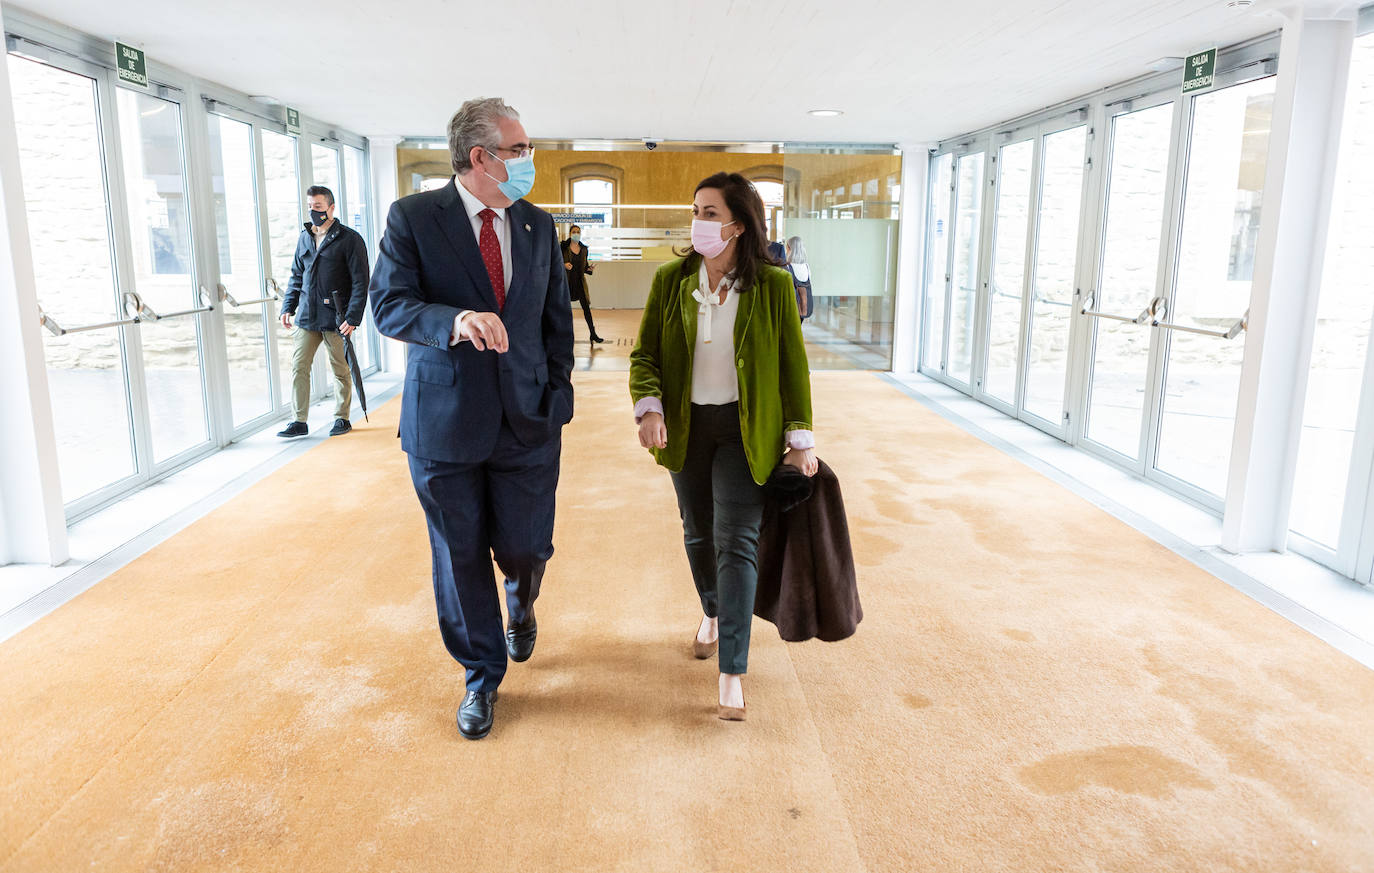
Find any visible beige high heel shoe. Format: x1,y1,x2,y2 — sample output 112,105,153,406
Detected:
692,636,718,659
717,701,746,721
718,675,746,721
692,618,718,660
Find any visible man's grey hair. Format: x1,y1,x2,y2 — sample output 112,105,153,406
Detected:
448,97,521,175
786,236,808,264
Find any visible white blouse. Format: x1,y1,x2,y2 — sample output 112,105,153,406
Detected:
689,262,742,405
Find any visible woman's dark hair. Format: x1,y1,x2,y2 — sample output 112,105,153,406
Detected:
677,172,772,292
569,224,581,233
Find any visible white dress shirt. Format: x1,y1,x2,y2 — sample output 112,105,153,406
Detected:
450,176,512,345
689,262,742,405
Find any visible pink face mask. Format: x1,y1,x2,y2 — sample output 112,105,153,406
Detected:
691,219,737,258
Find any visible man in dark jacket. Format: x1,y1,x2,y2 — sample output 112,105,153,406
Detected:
277,185,370,437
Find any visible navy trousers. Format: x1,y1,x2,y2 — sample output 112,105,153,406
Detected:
407,420,561,692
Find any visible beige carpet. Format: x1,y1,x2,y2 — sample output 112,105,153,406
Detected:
2,372,1372,872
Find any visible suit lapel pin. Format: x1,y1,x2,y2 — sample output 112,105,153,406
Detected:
524,224,531,232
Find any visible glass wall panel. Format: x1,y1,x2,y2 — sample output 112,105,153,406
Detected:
986,140,1033,405
1024,125,1087,423
9,55,136,502
311,142,340,195
1085,101,1175,459
208,113,273,426
781,146,902,370
115,87,208,462
1156,78,1275,496
343,144,373,370
263,131,302,404
1291,35,1374,547
948,152,985,385
923,154,953,371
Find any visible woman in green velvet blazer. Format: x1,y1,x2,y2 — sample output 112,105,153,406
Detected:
629,172,815,722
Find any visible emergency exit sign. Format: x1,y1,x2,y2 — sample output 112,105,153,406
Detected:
115,42,147,89
1183,48,1216,95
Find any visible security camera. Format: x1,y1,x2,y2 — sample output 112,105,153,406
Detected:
642,138,658,150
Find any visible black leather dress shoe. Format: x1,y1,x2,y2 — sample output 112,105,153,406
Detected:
277,421,308,438
506,613,537,663
329,418,351,436
457,689,497,740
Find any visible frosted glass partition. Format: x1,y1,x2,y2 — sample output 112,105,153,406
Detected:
783,145,902,370
782,218,897,300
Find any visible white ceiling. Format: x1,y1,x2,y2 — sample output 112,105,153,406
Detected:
11,0,1285,144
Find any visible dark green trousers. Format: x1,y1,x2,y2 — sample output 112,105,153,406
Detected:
669,403,765,675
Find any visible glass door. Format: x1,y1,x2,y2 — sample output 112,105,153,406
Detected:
307,141,343,402
208,112,276,428
1022,122,1089,435
947,151,987,388
113,85,212,465
8,53,138,506
1080,74,1276,508
1083,97,1178,462
1291,32,1374,571
262,129,303,411
1151,76,1276,501
342,144,377,372
983,136,1034,411
921,153,953,373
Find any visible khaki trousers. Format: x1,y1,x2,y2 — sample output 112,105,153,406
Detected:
290,328,352,422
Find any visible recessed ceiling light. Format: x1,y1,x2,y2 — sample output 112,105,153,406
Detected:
808,109,843,118
1227,0,1254,7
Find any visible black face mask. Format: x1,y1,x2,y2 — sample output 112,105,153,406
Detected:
310,209,329,226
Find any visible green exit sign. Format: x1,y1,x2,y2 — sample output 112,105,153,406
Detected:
115,41,147,89
1183,48,1216,95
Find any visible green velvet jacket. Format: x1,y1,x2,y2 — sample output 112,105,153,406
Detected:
629,256,813,485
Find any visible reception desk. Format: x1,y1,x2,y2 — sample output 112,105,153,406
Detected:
579,260,667,309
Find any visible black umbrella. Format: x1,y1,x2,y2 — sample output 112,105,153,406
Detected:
332,291,368,422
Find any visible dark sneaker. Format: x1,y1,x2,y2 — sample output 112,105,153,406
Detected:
277,421,308,438
329,418,352,436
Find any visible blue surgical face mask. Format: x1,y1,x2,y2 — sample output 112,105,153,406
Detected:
483,148,536,201
310,209,329,226
569,233,581,242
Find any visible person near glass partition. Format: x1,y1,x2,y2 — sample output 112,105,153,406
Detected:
629,172,816,722
784,236,814,321
561,224,604,343
277,185,370,438
369,97,574,741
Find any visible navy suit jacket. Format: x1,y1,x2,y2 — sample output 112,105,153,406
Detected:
369,179,575,463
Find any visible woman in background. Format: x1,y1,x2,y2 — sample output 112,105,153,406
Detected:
562,224,604,343
784,235,813,321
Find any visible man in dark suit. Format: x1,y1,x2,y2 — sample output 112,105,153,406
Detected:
370,97,574,740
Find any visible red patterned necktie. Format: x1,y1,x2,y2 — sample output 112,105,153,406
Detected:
477,208,506,311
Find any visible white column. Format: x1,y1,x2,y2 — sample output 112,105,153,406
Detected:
367,134,404,374
0,23,69,566
1222,5,1358,553
891,142,930,374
